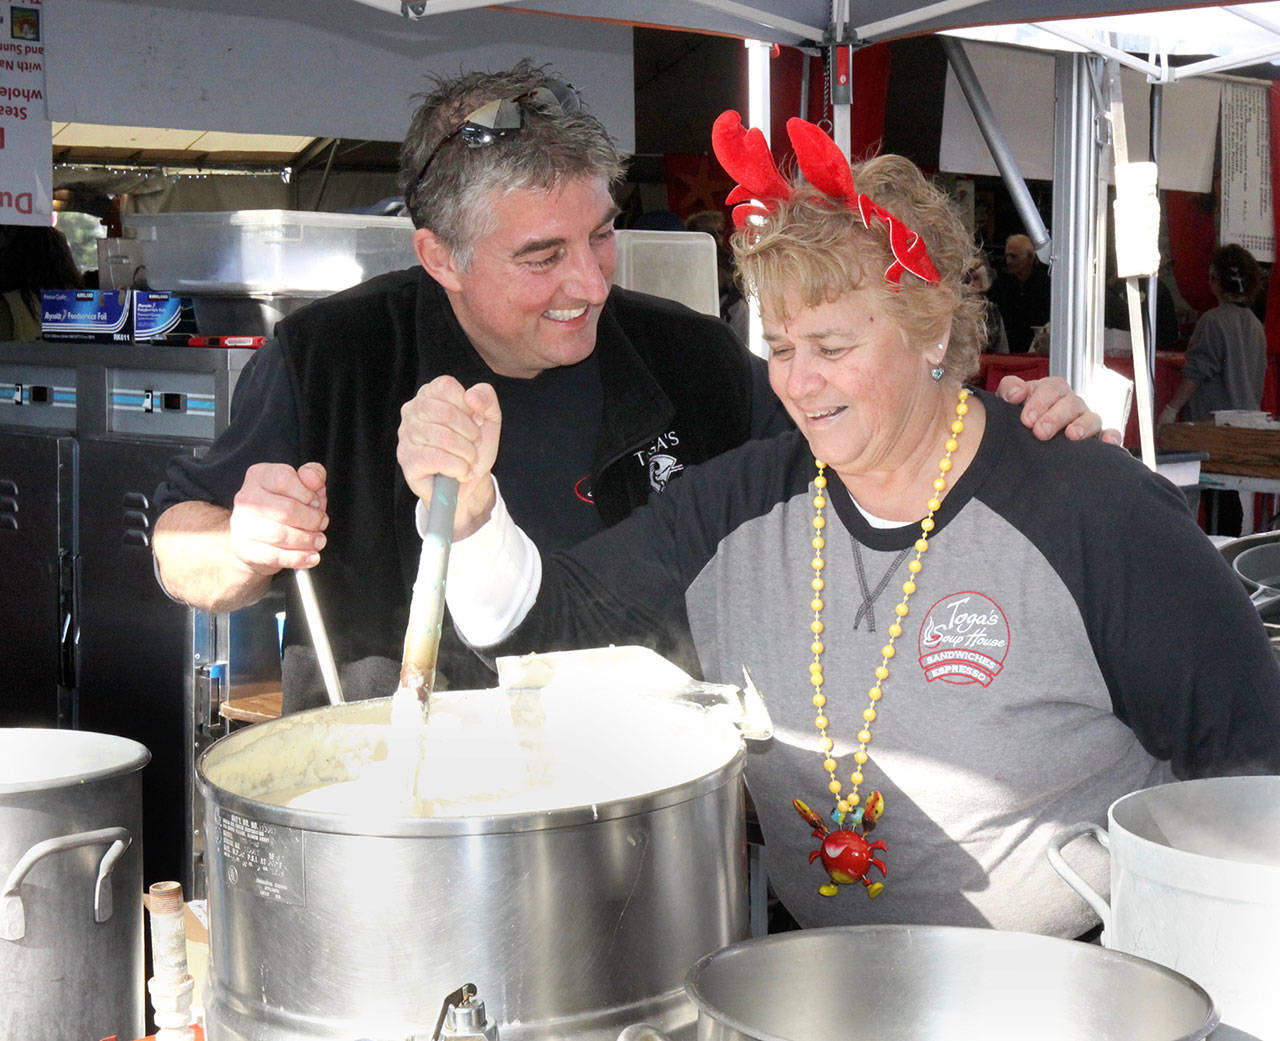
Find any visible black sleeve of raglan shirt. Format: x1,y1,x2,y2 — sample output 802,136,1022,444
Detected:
154,340,302,513
983,412,1280,778
1095,486,1280,777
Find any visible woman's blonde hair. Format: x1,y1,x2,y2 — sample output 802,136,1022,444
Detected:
731,154,986,382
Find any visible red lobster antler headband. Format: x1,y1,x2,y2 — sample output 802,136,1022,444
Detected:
711,110,940,287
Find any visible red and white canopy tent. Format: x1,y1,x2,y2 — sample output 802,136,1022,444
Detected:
47,0,1280,456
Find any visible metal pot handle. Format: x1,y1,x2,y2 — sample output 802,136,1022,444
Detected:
0,826,133,941
1045,821,1111,928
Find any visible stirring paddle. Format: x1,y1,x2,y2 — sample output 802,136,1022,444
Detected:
393,475,459,724
294,567,345,705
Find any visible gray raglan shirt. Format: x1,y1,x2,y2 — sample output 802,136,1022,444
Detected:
478,391,1280,936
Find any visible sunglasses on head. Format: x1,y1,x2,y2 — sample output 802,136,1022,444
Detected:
409,81,581,193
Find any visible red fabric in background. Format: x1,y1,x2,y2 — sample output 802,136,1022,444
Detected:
978,353,1185,449
765,44,893,171
846,43,892,162
662,153,735,224
1269,82,1280,360
1164,189,1217,315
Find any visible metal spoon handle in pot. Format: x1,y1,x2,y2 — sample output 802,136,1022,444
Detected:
399,475,459,713
294,567,345,705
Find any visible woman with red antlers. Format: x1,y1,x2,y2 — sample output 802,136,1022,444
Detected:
411,113,1280,936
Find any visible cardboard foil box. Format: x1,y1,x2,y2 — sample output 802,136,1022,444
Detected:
41,288,133,342
132,290,198,341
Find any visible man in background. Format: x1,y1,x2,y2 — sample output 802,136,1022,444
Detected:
990,233,1051,353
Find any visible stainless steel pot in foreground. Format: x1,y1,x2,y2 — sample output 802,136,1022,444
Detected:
0,728,150,1041
197,686,748,1041
1050,776,1280,1041
669,925,1217,1041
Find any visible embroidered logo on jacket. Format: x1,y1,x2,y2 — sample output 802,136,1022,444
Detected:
917,591,1010,686
633,431,684,492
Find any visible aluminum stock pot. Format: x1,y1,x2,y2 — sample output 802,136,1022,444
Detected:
1049,776,1280,1041
196,667,753,1041
0,728,149,1041
624,925,1217,1041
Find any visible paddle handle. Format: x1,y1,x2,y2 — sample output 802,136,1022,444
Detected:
399,475,460,706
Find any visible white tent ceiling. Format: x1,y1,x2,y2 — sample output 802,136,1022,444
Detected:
51,1,1280,170
946,2,1280,81
350,0,1280,53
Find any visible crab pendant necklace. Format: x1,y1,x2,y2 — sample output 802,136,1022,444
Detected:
795,386,969,898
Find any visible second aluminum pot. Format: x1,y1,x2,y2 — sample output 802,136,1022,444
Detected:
1,728,149,1041
197,687,749,1041
633,925,1217,1041
1049,776,1280,1041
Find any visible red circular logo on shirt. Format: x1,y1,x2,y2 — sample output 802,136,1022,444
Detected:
917,591,1010,686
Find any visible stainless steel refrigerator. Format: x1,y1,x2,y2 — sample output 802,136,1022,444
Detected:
0,340,282,895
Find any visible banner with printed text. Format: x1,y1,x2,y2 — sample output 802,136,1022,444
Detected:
0,0,50,225
1220,80,1274,263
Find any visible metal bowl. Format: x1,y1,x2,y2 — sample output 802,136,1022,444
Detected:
1220,531,1280,621
683,925,1217,1041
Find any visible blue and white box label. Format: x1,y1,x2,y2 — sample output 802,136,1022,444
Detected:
41,289,132,342
133,291,198,340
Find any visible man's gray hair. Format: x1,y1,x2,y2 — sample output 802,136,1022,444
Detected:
400,60,625,269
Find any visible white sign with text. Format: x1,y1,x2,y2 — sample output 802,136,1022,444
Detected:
1220,80,1274,263
0,0,51,225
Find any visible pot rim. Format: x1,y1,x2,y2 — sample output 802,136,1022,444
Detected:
683,924,1219,1041
198,746,745,836
1107,776,1280,896
0,728,151,795
196,693,747,836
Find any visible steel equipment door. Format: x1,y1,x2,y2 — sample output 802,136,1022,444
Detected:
0,431,75,727
75,435,197,887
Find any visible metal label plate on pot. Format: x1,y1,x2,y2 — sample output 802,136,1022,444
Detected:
213,808,306,905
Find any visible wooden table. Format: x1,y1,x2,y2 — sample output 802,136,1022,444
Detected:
1159,422,1280,533
1159,422,1280,480
218,689,283,724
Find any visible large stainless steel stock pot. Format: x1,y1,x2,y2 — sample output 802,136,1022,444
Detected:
197,650,764,1041
1,728,150,1041
1050,775,1280,1041
628,925,1217,1041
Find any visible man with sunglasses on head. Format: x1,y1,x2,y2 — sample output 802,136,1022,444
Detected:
152,60,1108,712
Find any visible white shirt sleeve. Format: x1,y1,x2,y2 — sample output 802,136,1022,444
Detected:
416,477,542,648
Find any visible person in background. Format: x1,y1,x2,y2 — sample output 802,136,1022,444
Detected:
988,233,1050,353
1103,250,1180,353
151,61,1106,713
1158,244,1268,536
0,223,83,341
685,208,748,343
964,252,1008,354
413,115,1280,938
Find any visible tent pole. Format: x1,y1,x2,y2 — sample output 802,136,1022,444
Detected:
940,37,1049,259
1049,52,1101,396
1147,84,1163,363
745,38,773,359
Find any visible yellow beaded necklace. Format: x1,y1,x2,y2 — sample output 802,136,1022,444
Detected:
795,386,969,898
